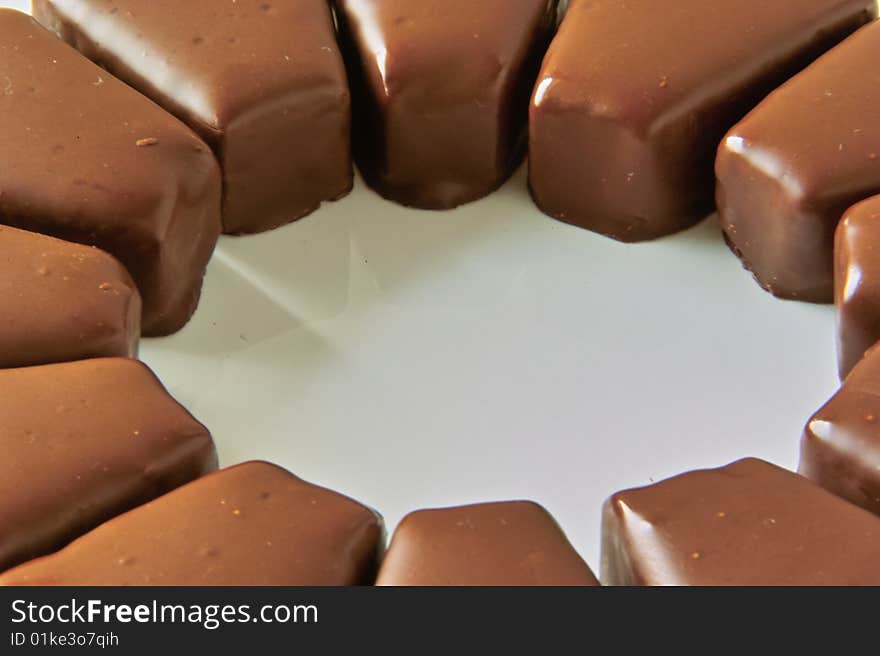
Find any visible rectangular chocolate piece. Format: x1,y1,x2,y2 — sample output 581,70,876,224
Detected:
0,225,140,368
717,20,880,303
335,0,556,209
0,358,216,572
835,195,880,378
376,501,597,586
801,342,880,515
530,0,874,242
0,9,221,335
34,0,352,235
0,461,383,586
602,458,880,585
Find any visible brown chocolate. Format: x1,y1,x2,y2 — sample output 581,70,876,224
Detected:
0,9,221,335
335,0,555,209
0,461,383,586
0,225,140,368
800,342,880,515
529,0,874,242
34,0,352,235
376,501,597,586
835,195,880,378
602,458,880,585
0,358,216,572
716,20,880,303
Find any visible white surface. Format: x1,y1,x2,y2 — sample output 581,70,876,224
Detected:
6,0,841,571
153,168,838,570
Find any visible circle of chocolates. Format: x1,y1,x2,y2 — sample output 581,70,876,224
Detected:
2,0,880,585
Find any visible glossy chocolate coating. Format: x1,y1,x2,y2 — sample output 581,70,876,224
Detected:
0,9,220,335
800,342,880,515
335,0,555,209
602,458,880,585
34,0,352,235
0,358,216,572
529,0,874,243
717,20,880,303
0,226,140,368
835,195,880,378
0,461,383,586
376,501,597,586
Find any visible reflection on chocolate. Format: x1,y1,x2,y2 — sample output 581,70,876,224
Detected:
335,0,555,209
602,458,880,585
529,0,874,242
34,0,352,235
0,462,384,586
717,20,880,303
0,226,140,368
0,358,216,572
800,343,880,515
835,195,880,378
0,9,221,336
376,501,597,586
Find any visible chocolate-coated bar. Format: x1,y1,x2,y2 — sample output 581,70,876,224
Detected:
335,0,556,209
0,9,221,335
34,0,352,235
717,20,880,302
602,458,880,585
0,461,383,585
0,226,140,368
376,501,597,586
800,342,880,515
835,195,880,378
529,0,874,242
0,358,216,572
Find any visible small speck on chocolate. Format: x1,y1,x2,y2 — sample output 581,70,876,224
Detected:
136,137,159,147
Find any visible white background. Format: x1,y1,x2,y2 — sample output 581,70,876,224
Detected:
4,0,841,572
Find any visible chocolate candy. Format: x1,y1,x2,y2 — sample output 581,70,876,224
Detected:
602,458,880,585
717,20,880,303
376,501,597,586
0,358,216,572
800,342,880,515
529,0,874,242
0,9,221,336
835,195,880,378
335,0,555,209
0,461,383,585
0,225,140,369
34,0,352,235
